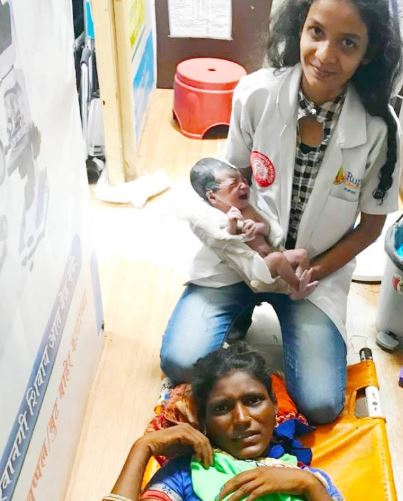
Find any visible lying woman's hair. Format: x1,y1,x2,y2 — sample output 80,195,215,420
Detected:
190,157,238,201
268,0,402,203
192,342,274,425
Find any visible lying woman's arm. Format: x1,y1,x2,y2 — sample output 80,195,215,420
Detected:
310,212,386,281
103,424,213,501
105,439,153,501
218,466,336,501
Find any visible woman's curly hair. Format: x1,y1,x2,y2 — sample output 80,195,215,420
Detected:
268,0,402,203
191,342,275,425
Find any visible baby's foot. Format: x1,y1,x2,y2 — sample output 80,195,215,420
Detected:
289,269,319,300
295,264,305,278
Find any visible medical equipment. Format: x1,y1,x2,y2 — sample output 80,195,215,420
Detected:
376,213,403,350
74,0,105,182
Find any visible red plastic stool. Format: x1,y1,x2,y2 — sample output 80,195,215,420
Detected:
173,58,247,139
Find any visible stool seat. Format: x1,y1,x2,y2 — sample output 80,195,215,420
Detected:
173,57,246,139
176,58,246,90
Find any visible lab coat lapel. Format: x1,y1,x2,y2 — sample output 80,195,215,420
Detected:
296,84,367,249
296,135,343,249
277,65,301,236
279,123,297,236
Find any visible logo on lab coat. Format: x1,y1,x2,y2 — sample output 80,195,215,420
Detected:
333,166,362,194
250,151,276,187
334,166,345,185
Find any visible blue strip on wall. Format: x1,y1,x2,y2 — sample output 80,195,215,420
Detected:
0,235,81,501
90,251,103,334
133,32,155,142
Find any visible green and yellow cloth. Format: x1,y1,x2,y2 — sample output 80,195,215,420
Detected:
191,450,305,501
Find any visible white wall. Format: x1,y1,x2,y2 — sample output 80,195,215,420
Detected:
0,2,103,499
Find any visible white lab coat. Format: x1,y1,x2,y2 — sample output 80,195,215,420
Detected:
222,64,401,339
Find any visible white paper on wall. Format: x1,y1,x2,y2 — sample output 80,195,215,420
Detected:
168,0,232,39
394,0,403,32
0,1,103,499
390,0,403,94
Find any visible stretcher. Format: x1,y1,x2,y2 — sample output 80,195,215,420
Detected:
142,354,397,500
301,356,397,500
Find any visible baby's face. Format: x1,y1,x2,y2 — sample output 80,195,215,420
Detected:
213,170,250,211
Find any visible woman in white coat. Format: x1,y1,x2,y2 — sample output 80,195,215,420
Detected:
160,0,402,424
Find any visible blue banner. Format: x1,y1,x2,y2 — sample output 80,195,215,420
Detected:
0,235,81,501
133,32,155,142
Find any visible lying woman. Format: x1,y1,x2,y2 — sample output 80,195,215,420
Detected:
104,343,342,501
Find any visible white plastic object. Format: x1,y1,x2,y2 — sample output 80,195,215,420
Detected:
353,211,401,282
376,330,400,351
364,385,383,418
359,348,384,417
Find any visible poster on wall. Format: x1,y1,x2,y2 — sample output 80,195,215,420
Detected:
0,1,103,500
168,0,232,39
133,32,155,142
129,0,146,59
131,0,156,143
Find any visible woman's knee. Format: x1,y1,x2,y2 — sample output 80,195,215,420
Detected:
300,394,344,425
288,367,346,424
160,328,216,383
160,349,194,383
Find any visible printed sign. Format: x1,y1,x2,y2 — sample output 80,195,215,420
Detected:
133,32,155,142
0,2,103,499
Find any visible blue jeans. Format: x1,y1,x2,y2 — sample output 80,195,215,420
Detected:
160,282,346,424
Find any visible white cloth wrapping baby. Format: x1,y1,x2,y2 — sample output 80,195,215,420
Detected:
183,198,288,293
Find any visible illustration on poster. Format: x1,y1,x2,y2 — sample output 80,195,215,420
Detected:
0,0,49,272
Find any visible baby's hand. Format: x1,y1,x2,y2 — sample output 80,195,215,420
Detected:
242,219,265,238
226,206,243,222
289,268,319,300
226,206,243,235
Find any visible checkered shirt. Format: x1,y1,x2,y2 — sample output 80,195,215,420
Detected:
285,90,345,249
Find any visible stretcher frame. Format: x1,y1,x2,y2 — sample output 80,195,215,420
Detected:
301,358,397,500
142,358,397,500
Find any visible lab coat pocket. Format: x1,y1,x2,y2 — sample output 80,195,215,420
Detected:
309,194,359,255
329,183,360,203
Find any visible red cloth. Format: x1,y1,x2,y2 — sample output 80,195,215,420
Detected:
146,373,309,444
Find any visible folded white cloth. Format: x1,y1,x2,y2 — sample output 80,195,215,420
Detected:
94,169,171,208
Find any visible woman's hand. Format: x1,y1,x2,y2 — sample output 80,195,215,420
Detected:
136,423,213,468
109,425,213,501
310,212,386,281
217,466,332,501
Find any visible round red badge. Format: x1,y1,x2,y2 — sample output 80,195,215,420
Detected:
250,151,276,187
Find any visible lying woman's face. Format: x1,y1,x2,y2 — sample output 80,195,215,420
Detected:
204,370,276,459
